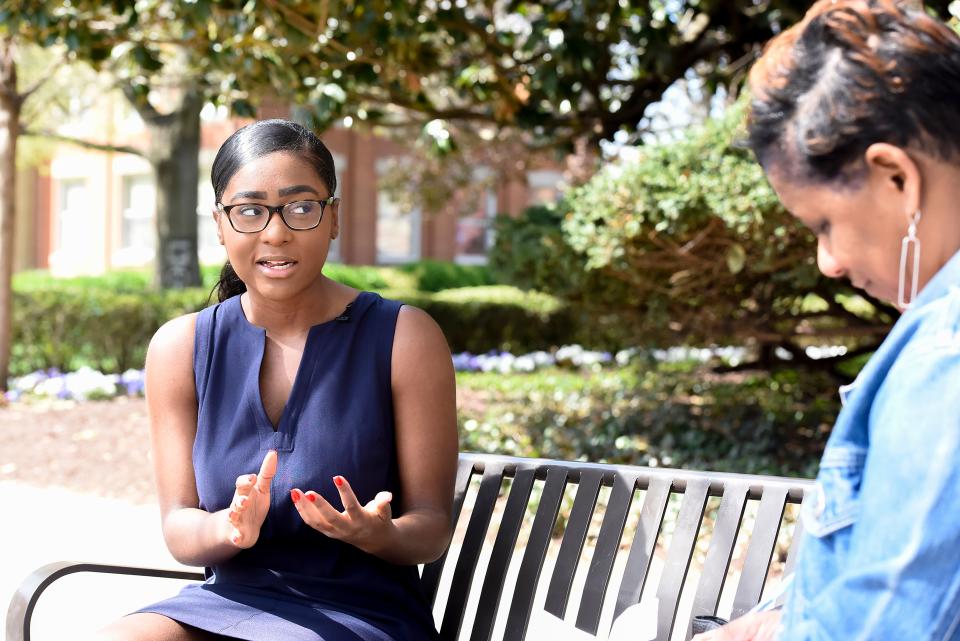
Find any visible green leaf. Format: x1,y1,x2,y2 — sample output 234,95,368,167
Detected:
725,243,746,274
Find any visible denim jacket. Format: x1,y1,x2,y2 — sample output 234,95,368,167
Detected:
778,249,960,641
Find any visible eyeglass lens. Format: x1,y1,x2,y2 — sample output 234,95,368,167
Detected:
231,200,325,232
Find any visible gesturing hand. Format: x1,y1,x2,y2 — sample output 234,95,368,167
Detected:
291,475,395,554
691,611,782,641
226,449,277,549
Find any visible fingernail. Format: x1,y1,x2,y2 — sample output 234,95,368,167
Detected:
334,476,344,487
306,493,317,503
290,489,301,502
248,474,257,483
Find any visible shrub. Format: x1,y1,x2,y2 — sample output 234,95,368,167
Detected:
389,286,584,353
11,288,207,376
398,259,495,292
491,103,897,371
457,362,838,478
10,282,581,375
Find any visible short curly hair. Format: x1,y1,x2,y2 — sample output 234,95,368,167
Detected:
748,0,960,183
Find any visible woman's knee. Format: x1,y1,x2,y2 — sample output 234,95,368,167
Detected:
83,613,209,641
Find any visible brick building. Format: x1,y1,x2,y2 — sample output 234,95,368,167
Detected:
13,94,567,276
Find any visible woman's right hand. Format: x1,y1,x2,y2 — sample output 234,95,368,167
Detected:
225,449,277,548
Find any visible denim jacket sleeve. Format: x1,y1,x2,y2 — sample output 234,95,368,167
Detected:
777,343,960,641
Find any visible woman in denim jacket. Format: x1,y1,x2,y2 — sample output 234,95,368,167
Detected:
694,1,960,639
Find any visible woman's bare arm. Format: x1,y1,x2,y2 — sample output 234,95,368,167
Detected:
146,313,274,566
290,305,458,564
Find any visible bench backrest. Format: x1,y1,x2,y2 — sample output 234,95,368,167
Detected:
424,453,813,641
7,453,813,641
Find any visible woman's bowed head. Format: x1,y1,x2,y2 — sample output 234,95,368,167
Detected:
747,0,960,310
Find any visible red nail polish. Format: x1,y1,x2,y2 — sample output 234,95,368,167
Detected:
291,489,301,502
334,476,344,487
306,493,317,503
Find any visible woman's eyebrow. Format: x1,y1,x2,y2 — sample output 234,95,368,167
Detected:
229,190,268,201
278,184,321,197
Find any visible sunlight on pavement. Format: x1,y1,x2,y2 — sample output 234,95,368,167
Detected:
0,482,192,641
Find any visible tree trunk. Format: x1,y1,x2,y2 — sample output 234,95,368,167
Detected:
0,38,20,391
144,89,203,289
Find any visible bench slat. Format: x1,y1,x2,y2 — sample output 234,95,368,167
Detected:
422,456,477,606
544,468,605,619
576,471,637,634
689,482,750,624
782,488,810,580
469,466,537,641
614,476,672,621
503,466,569,641
656,478,710,641
731,485,790,618
440,463,505,641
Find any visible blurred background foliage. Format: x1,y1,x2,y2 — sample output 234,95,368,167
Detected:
7,0,956,475
491,105,899,379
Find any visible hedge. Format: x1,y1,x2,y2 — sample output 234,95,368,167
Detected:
457,362,838,478
10,281,592,377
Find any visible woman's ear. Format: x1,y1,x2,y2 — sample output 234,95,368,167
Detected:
213,207,224,245
329,201,340,240
864,142,922,217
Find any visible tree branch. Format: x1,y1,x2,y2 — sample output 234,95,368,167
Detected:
22,128,148,158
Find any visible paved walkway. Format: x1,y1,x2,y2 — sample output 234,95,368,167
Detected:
0,482,190,641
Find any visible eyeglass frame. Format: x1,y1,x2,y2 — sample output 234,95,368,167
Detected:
216,197,340,233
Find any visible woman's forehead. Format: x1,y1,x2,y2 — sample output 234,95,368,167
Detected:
225,152,328,195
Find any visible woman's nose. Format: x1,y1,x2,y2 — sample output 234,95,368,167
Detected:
261,210,292,244
817,241,845,279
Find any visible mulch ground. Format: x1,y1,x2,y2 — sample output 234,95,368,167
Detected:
0,391,486,507
0,397,156,504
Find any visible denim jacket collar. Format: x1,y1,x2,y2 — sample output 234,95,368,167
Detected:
909,248,960,310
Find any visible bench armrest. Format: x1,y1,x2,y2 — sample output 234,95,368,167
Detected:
6,561,204,641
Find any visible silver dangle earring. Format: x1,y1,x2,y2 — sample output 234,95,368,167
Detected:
897,209,922,309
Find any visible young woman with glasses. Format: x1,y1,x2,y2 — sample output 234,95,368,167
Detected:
91,119,457,640
694,1,960,639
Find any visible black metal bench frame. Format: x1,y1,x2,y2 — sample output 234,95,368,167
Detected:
7,452,813,641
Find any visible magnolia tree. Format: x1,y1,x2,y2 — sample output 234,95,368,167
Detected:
491,106,899,376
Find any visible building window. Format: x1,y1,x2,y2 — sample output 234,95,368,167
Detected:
327,152,345,263
57,179,89,254
119,175,156,261
455,182,497,265
527,170,566,206
376,158,420,264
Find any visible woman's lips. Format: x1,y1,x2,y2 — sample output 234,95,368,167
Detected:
256,258,298,275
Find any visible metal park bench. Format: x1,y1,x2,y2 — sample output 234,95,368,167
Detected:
8,452,813,641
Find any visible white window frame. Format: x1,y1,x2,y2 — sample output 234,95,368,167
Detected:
527,169,567,206
455,168,498,265
375,157,421,264
114,173,156,266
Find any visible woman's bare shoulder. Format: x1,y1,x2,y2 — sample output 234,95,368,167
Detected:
146,312,201,383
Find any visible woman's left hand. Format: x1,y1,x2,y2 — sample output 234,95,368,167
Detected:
691,611,782,641
291,475,396,554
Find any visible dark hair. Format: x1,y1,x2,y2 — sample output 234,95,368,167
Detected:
747,0,960,183
210,119,337,302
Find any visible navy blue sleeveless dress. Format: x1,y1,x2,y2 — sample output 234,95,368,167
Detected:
139,292,440,641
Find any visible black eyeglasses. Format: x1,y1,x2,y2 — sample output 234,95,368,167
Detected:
217,197,339,233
